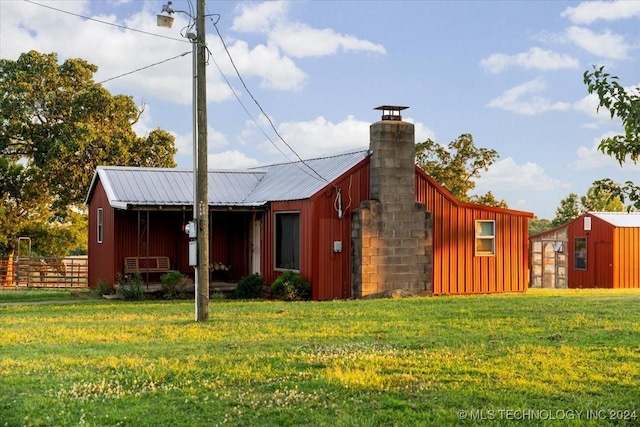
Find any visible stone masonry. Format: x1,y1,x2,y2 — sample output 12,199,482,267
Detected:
352,110,433,297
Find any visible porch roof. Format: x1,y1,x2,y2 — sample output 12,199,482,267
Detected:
87,149,369,209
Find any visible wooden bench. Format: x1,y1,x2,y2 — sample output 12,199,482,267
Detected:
124,256,170,274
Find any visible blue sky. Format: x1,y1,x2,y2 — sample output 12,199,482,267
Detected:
2,0,639,219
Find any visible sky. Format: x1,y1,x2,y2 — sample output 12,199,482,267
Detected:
1,0,639,220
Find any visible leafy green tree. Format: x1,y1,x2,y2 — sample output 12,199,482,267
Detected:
584,66,640,208
580,183,624,212
552,193,580,227
529,217,553,235
468,191,508,209
0,51,177,257
551,181,626,228
415,134,507,207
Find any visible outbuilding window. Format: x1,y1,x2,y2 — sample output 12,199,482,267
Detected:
97,208,103,244
574,237,587,270
475,220,495,256
275,212,300,270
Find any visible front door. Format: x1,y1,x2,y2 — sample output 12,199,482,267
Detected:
595,242,613,288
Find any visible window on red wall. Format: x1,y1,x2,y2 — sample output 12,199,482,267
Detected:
574,237,587,270
97,208,104,244
475,220,495,256
275,212,300,271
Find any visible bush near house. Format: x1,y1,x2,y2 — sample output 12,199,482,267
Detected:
160,270,192,299
234,273,264,299
270,270,311,301
116,273,144,301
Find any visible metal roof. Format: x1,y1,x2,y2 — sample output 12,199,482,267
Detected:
246,150,369,203
88,149,370,209
590,212,640,227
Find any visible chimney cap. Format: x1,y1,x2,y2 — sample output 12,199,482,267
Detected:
374,105,408,121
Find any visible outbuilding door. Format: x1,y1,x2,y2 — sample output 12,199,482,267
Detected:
595,242,613,288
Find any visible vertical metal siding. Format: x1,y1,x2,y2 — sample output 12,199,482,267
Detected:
415,170,529,295
614,227,640,288
262,160,370,300
88,180,116,287
262,199,312,289
567,215,614,288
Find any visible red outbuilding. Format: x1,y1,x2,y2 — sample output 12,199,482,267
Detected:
86,106,532,298
530,212,640,289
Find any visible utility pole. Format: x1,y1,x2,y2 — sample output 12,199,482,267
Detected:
195,0,209,322
158,0,209,321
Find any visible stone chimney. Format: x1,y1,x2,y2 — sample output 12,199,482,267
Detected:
351,106,432,297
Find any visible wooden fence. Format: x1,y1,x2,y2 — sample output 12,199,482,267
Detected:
0,256,88,288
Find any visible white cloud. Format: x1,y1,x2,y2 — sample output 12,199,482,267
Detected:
257,115,434,160
573,93,609,120
561,1,640,24
263,115,370,159
232,1,289,33
475,157,570,191
221,39,307,90
209,151,261,170
566,26,629,59
169,125,229,162
573,84,639,125
480,47,579,74
486,78,571,115
407,119,436,144
569,132,640,170
270,23,386,58
231,1,385,58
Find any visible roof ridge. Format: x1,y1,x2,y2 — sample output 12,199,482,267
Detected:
250,147,369,170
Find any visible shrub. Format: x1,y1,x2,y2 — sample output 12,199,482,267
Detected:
94,279,114,297
160,270,191,299
117,273,144,301
270,271,311,301
235,273,264,299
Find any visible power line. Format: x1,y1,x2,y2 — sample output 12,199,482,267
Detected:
96,51,191,85
209,17,328,183
26,0,329,182
206,44,329,182
207,47,299,166
23,0,188,44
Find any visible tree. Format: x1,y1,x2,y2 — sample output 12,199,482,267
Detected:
552,193,580,227
415,134,507,207
467,191,508,209
580,183,624,212
529,217,553,235
584,66,640,208
0,51,177,257
551,181,626,227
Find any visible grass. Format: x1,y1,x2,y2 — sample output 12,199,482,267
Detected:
0,288,97,303
1,289,639,426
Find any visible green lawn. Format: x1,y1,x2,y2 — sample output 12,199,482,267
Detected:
1,289,639,426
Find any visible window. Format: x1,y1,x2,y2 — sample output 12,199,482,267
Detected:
275,212,300,270
574,237,587,270
97,208,103,244
475,220,495,256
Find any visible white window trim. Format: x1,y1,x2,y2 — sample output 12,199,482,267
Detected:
97,208,104,244
475,220,495,256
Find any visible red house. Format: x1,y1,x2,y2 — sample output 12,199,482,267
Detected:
530,212,640,289
86,106,532,298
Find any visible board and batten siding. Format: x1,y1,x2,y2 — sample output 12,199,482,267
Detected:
87,179,116,287
415,168,531,295
566,214,640,289
615,227,640,288
262,159,370,300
